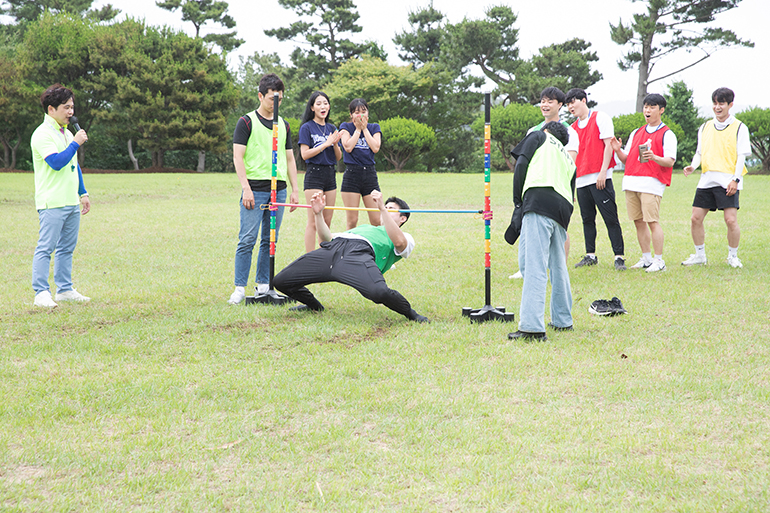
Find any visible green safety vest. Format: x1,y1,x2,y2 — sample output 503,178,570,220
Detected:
243,111,288,181
522,132,576,203
31,115,80,210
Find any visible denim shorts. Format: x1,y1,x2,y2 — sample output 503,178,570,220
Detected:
303,164,337,192
341,164,380,196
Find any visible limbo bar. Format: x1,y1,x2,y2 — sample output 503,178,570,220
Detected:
263,202,482,215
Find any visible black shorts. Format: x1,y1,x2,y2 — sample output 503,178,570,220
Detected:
304,164,337,192
341,164,380,196
693,186,740,211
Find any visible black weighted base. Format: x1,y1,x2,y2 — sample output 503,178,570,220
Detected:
244,290,295,306
462,305,515,323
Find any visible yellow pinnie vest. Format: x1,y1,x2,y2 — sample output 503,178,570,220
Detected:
701,119,748,176
31,115,80,210
243,111,288,181
522,132,576,203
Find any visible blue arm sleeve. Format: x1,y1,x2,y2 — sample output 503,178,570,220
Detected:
77,163,87,196
44,141,80,171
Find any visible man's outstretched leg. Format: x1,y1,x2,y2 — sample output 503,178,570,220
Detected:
331,240,429,322
273,245,335,311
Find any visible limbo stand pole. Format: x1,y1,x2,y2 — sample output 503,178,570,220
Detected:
245,92,293,306
462,93,514,323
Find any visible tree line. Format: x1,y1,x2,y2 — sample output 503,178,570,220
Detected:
1,0,768,173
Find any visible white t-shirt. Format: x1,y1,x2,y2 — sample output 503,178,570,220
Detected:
621,123,678,197
575,110,615,188
694,115,751,191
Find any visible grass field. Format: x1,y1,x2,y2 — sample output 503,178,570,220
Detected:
1,171,769,511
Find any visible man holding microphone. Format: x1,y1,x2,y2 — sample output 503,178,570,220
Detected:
31,84,91,308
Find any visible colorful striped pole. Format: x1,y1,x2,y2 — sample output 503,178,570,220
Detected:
246,92,293,306
269,92,279,287
462,93,514,323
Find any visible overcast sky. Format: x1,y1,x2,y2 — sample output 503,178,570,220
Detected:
100,0,769,116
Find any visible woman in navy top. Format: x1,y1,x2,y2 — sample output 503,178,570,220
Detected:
298,91,342,252
339,98,382,229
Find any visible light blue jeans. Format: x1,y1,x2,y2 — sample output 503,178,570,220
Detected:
234,189,286,287
32,205,81,294
518,212,573,332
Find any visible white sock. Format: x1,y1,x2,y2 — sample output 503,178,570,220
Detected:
642,252,652,263
728,246,738,258
234,286,245,294
654,254,663,262
695,244,706,257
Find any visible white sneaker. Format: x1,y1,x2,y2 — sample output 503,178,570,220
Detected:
682,253,707,266
55,289,90,302
34,290,58,308
629,258,652,269
646,259,666,273
228,286,245,305
256,283,269,294
727,255,743,268
509,270,523,279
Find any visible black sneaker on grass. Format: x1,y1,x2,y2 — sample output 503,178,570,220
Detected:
588,297,627,316
289,304,324,312
614,257,627,271
508,330,547,341
575,255,598,268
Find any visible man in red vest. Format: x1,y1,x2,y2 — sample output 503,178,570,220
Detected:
565,89,626,271
611,93,678,273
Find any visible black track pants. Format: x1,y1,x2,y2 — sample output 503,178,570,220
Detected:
576,180,624,255
274,238,414,318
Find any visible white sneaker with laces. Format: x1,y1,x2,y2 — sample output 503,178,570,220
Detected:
682,253,707,266
55,289,90,302
646,259,666,273
34,290,58,308
256,283,269,294
509,270,523,279
629,258,652,269
727,255,743,268
228,287,246,304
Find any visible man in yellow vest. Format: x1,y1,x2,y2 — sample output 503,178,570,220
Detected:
228,74,299,304
30,84,92,308
506,121,577,341
682,87,751,268
273,190,428,322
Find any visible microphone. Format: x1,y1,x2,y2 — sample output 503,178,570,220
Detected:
70,116,82,132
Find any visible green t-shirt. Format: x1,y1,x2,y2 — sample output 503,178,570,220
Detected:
31,115,80,210
346,225,405,274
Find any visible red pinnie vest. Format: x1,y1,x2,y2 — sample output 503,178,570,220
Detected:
571,111,616,178
624,125,673,186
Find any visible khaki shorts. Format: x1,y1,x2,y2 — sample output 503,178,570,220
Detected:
625,191,661,223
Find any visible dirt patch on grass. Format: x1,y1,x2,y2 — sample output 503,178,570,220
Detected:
2,465,47,484
323,326,390,347
208,320,269,333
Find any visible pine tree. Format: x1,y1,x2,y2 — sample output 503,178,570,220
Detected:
610,0,753,111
